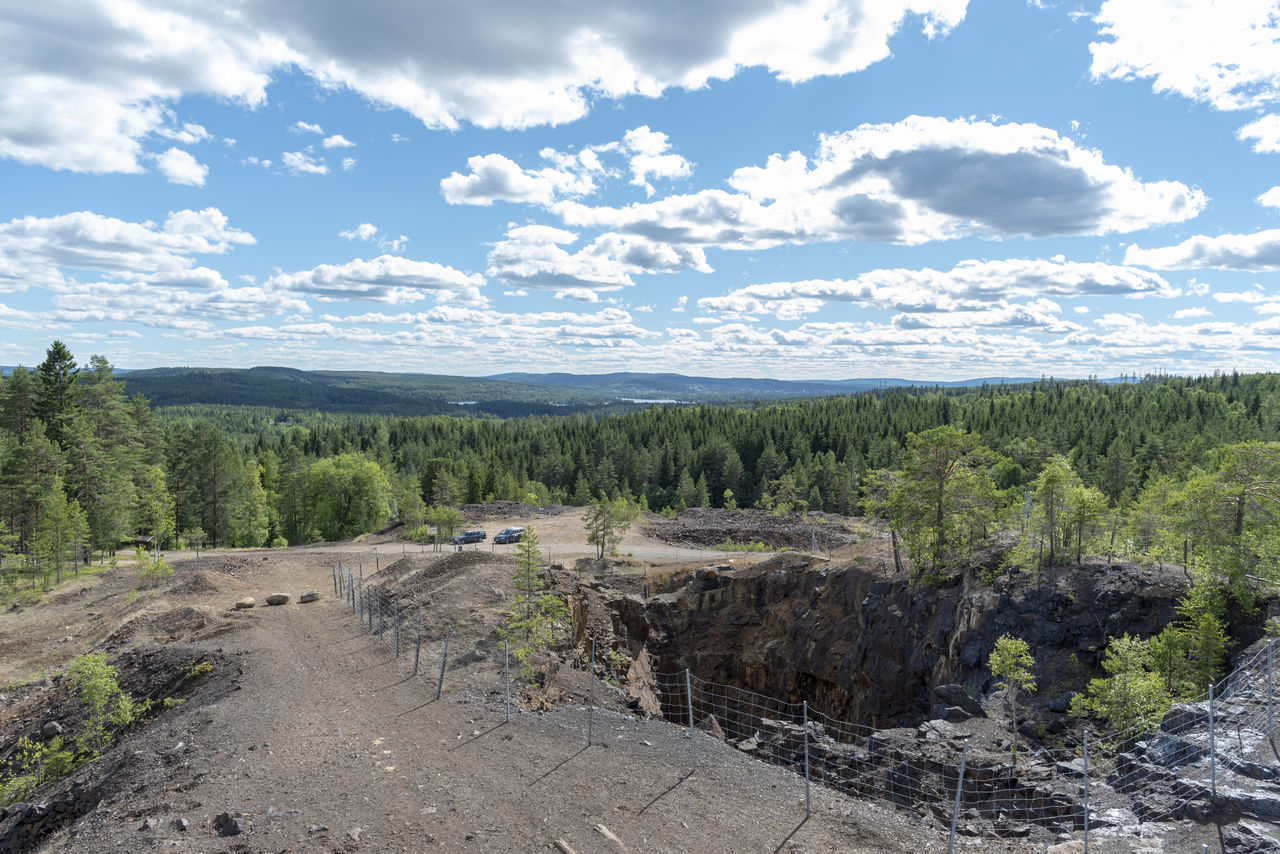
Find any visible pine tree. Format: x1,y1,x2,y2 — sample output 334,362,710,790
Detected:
34,341,79,448
584,496,636,559
989,635,1036,760
500,528,568,681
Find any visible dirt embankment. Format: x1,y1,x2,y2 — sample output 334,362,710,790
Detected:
644,507,861,550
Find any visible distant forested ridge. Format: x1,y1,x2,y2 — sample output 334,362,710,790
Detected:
117,364,1068,415
5,341,1280,606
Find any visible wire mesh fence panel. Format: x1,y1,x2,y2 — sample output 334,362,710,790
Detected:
331,559,1279,847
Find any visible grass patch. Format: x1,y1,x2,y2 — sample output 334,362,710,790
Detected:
713,539,770,552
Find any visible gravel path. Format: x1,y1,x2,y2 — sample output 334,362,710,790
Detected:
32,547,1019,854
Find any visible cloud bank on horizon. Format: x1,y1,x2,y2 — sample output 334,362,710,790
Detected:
3,0,1280,380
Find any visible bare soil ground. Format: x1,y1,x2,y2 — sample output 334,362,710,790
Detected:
0,508,1252,853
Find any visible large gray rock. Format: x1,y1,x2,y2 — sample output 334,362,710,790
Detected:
299,591,321,603
233,597,255,610
1161,701,1208,734
264,593,290,606
1136,734,1202,767
934,683,985,717
214,812,245,836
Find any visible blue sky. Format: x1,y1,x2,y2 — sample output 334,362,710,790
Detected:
3,0,1280,380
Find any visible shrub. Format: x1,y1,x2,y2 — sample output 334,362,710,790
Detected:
714,539,768,552
183,660,214,680
406,524,434,543
133,548,173,585
67,653,151,758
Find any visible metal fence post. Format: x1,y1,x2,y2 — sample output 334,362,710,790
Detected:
358,584,364,625
412,614,422,676
393,601,400,658
1268,640,1274,742
505,639,511,724
685,669,696,774
802,700,811,818
1082,729,1089,853
332,564,338,596
377,593,383,640
436,627,451,700
1209,681,1217,798
348,571,355,610
374,547,378,572
947,741,968,854
587,638,595,746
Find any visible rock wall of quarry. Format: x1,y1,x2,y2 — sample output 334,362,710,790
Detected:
605,556,1192,728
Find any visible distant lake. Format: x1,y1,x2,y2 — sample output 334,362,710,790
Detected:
618,397,688,404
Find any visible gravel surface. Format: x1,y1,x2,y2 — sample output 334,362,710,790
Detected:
0,510,1251,853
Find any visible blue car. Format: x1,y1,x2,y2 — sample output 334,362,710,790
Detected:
493,526,525,544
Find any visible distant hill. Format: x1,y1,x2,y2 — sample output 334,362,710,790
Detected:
108,365,1127,416
487,371,1065,398
119,366,609,417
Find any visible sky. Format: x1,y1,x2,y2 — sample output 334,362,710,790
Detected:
3,0,1280,381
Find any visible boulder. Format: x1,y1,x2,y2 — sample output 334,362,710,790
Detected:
696,714,726,740
40,721,63,738
1161,701,1208,734
931,703,973,722
214,812,245,836
264,593,290,606
1047,692,1076,713
1046,842,1085,854
934,683,985,718
233,597,255,610
1136,734,1201,768
299,591,321,603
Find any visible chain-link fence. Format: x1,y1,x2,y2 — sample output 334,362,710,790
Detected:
332,559,1280,852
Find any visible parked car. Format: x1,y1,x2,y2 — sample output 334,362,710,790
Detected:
449,528,486,545
493,526,525,544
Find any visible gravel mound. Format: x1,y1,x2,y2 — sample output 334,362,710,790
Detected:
461,500,573,521
644,507,856,550
164,569,249,597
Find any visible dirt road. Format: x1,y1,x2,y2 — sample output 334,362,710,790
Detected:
21,546,993,854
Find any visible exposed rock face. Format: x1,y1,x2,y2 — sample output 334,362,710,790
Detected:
628,555,1185,728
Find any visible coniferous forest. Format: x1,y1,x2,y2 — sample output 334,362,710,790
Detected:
5,340,1280,620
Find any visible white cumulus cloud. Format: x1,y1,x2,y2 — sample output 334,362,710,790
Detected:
1091,0,1280,113
323,134,355,148
698,258,1178,319
622,126,692,196
1125,229,1280,271
340,223,379,241
0,0,968,173
1239,115,1280,154
0,207,253,294
441,153,597,205
153,148,208,186
282,150,329,175
157,122,212,145
556,116,1205,250
268,255,485,304
485,223,710,294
